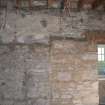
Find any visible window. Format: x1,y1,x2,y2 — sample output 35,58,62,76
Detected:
98,47,105,61
98,45,105,76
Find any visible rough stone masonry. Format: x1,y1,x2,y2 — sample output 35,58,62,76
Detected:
50,38,98,105
0,37,98,105
0,1,102,104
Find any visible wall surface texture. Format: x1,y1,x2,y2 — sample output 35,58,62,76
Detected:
0,2,101,105
0,38,99,105
50,39,98,105
0,9,105,44
0,45,51,105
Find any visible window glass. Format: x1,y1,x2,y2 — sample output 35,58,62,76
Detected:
98,45,105,76
98,48,102,55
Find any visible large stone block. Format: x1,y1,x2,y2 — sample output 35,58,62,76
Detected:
27,82,50,98
0,100,14,105
33,98,50,105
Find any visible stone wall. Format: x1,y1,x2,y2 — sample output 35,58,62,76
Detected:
0,1,102,105
50,39,98,105
0,37,99,105
99,80,105,104
0,44,51,105
0,9,105,44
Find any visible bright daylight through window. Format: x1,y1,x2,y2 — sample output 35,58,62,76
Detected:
98,45,105,76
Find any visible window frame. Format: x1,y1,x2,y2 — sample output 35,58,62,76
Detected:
97,44,105,78
98,45,105,61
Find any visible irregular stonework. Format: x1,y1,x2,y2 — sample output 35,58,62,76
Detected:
99,80,105,104
0,1,101,105
0,9,105,44
0,45,51,105
50,39,99,105
0,38,99,105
